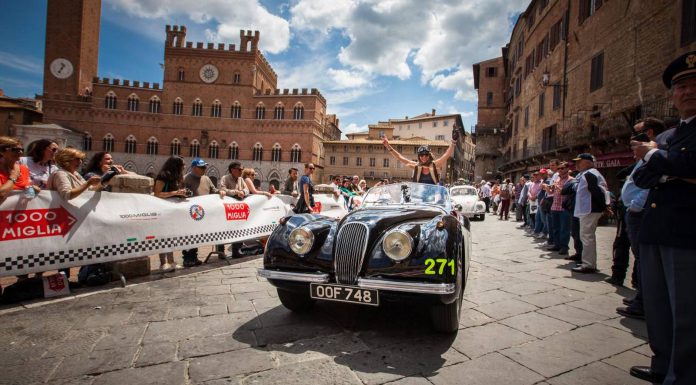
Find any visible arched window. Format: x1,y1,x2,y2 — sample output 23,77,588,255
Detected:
231,102,241,119
177,67,185,81
293,103,304,120
211,100,222,118
273,104,284,120
271,143,281,162
146,137,158,155
189,139,200,158
290,144,302,163
208,140,219,159
233,72,241,84
173,97,183,115
149,96,161,113
104,91,117,109
226,142,238,160
192,98,203,116
127,94,139,112
103,133,114,152
124,135,137,154
252,143,263,161
83,134,92,151
255,103,266,119
170,138,181,156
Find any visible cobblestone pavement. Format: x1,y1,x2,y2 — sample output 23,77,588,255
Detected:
0,217,648,385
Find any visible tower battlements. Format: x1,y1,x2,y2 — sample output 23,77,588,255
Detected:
92,77,161,90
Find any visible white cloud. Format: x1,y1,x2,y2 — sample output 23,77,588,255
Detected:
105,0,290,53
341,123,368,135
290,0,527,93
0,51,43,74
326,68,371,89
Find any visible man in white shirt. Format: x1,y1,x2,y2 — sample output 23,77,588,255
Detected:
571,153,610,274
480,181,492,213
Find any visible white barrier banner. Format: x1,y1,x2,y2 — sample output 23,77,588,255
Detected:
0,191,291,277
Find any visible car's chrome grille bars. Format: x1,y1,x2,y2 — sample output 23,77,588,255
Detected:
334,222,369,285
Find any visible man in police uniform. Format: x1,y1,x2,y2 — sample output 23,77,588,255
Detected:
629,51,696,384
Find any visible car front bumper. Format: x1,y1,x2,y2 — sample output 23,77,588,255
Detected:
258,269,455,295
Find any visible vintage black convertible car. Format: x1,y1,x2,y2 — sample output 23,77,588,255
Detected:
258,182,471,332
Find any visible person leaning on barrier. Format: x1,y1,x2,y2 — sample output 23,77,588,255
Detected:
627,51,696,385
19,139,59,190
220,161,247,199
83,151,129,191
48,147,102,201
181,158,224,267
242,168,272,198
0,136,42,199
153,156,188,271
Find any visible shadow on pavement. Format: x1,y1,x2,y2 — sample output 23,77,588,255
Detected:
232,300,458,380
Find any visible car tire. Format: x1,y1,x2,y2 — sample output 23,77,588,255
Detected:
480,214,485,221
431,270,463,333
277,288,315,312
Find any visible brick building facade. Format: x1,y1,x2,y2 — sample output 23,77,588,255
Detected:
324,112,475,185
476,0,696,191
35,0,340,188
472,57,507,182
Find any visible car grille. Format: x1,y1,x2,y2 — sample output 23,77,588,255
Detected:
334,222,370,285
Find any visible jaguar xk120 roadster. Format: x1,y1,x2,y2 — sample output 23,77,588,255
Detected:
258,182,471,332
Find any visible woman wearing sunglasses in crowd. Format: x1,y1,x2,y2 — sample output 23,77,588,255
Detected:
19,139,59,189
382,131,458,185
241,168,272,198
0,136,42,198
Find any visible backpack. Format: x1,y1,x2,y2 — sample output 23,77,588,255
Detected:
500,186,511,200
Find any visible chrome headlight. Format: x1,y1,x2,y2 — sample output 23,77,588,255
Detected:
288,227,314,255
382,230,413,261
475,202,485,211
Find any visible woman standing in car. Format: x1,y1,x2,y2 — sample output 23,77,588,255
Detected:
382,133,457,185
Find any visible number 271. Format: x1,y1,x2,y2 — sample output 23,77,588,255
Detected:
424,258,455,275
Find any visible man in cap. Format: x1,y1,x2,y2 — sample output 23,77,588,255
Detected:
181,158,224,267
628,51,696,385
570,153,610,274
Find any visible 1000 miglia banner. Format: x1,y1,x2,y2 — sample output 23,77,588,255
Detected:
0,191,345,277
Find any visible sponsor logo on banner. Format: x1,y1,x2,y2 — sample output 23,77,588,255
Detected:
119,212,160,221
0,207,77,241
189,205,205,221
224,202,250,221
312,201,322,213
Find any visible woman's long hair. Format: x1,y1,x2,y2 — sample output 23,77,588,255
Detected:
84,151,107,175
156,156,184,186
27,139,57,163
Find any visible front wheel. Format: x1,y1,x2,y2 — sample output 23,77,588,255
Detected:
277,288,315,312
479,214,486,221
430,298,461,333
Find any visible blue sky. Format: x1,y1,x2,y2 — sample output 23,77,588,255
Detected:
0,0,526,135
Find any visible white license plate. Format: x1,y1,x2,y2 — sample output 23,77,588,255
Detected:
310,283,379,306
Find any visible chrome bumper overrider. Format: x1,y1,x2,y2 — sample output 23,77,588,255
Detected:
257,269,329,283
258,269,455,295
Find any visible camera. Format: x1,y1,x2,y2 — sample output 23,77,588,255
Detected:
451,128,460,141
100,166,119,184
631,132,650,142
184,188,194,198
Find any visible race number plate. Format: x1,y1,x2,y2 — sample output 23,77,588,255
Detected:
310,283,379,306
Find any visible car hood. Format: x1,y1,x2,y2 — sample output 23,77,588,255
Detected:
451,196,478,205
341,205,444,231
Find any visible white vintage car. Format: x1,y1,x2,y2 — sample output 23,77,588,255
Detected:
450,185,486,221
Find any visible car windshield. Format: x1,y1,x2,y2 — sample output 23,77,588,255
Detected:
362,182,451,211
450,187,477,196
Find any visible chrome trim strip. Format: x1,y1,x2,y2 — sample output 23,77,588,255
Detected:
257,269,329,283
357,278,455,294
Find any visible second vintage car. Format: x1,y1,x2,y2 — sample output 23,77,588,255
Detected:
258,182,471,332
450,185,487,221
